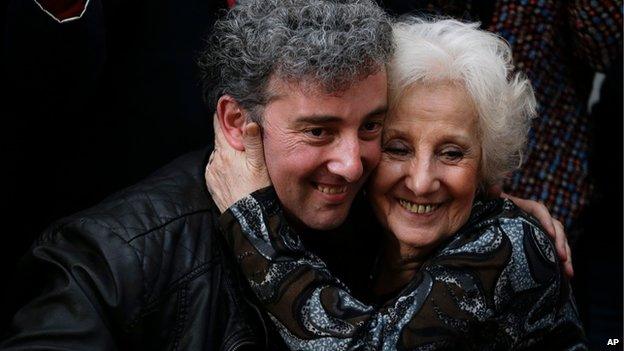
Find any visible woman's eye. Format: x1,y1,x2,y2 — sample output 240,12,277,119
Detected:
383,141,410,155
385,148,408,155
440,149,464,161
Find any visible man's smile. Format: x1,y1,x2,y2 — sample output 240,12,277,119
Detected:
314,183,348,194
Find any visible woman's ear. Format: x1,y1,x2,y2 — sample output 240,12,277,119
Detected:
216,95,247,151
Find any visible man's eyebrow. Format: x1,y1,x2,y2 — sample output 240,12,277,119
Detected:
294,115,344,124
293,105,388,125
366,106,388,118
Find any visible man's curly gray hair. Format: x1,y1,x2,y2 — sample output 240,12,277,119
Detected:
198,0,394,121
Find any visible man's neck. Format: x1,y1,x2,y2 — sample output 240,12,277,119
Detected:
288,199,382,302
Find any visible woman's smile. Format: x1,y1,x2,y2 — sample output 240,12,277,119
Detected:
369,82,481,258
397,199,442,215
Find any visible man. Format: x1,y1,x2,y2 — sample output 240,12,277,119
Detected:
0,0,570,349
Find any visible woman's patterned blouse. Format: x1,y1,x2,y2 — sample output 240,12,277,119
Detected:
219,187,586,350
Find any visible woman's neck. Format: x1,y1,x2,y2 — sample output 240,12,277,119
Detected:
372,235,429,297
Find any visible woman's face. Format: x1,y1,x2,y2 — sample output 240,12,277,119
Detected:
370,82,481,258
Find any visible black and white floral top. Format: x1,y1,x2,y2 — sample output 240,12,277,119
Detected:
219,187,586,350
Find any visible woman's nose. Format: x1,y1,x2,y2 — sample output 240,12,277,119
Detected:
406,157,441,195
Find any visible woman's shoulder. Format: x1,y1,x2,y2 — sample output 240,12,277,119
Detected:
456,198,555,249
437,198,560,289
486,198,557,264
422,200,584,348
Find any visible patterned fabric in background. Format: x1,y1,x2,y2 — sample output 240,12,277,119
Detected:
380,0,622,229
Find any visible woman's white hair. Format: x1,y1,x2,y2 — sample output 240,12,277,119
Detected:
388,18,537,189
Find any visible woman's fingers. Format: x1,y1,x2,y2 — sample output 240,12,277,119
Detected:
243,122,271,189
242,123,266,173
213,112,228,150
205,120,272,214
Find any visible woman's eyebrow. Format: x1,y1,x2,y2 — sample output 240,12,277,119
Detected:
383,127,409,140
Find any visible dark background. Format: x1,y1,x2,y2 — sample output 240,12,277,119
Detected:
1,0,622,349
1,0,223,337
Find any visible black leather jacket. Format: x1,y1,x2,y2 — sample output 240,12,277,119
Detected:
1,149,276,350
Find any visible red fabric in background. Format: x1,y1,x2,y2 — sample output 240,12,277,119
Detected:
35,0,87,21
227,0,236,9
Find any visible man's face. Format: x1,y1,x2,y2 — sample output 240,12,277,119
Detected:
261,70,388,230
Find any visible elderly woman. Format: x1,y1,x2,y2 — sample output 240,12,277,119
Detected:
207,19,585,349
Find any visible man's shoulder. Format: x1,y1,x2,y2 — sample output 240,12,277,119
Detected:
48,148,216,243
30,149,224,306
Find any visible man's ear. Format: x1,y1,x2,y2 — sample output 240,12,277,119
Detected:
216,95,247,151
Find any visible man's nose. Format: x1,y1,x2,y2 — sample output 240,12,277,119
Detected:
406,157,441,195
326,135,364,183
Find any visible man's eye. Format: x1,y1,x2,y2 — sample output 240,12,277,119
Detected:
305,128,326,138
361,121,382,132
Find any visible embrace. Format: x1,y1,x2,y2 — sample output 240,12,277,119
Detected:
2,0,585,350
